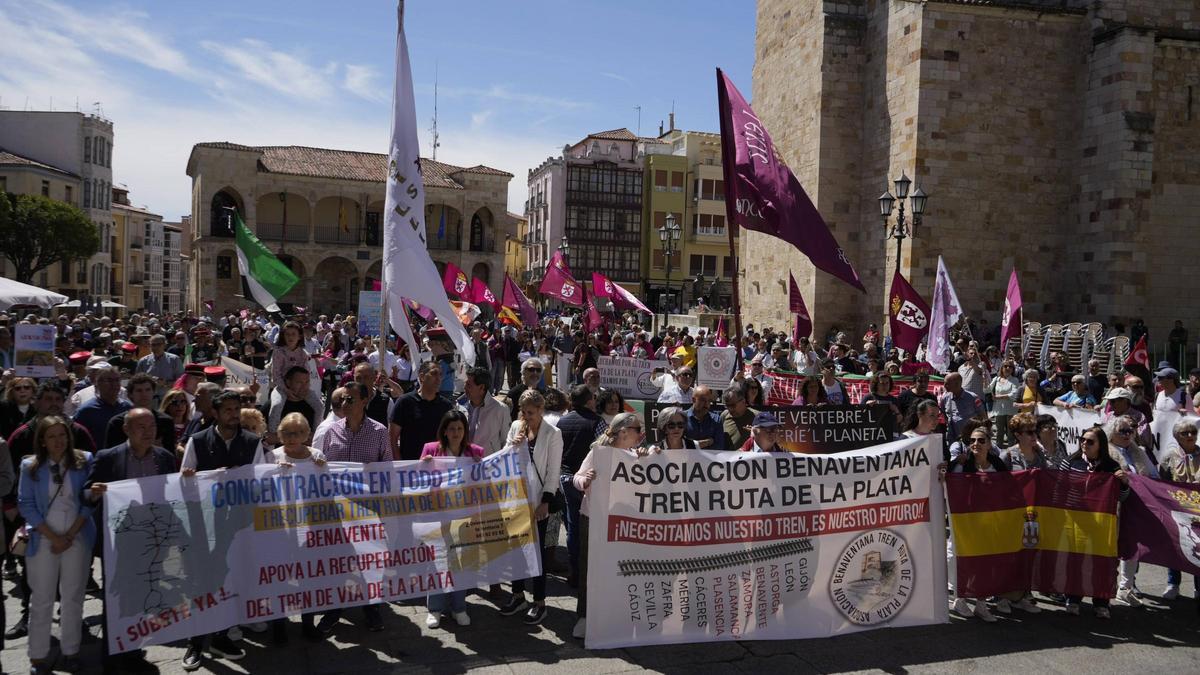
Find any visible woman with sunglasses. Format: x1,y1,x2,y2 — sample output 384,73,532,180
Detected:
1163,420,1200,603
17,415,95,674
571,412,644,640
1059,425,1128,618
946,421,1009,623
742,377,765,408
1106,414,1157,608
987,361,1020,447
1000,413,1050,471
1035,414,1068,467
653,407,697,450
0,377,37,440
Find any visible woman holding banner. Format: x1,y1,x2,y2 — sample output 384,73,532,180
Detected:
652,407,698,450
1059,425,1127,618
1164,420,1200,602
790,376,826,406
948,421,1008,623
572,412,644,640
498,390,563,626
1106,415,1158,608
863,373,902,420
17,415,95,674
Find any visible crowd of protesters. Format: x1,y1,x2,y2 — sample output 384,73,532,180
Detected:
0,305,1198,673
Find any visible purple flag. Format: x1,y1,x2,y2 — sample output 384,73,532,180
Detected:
927,256,962,374
400,297,435,322
1118,474,1200,576
717,69,864,292
593,272,651,314
1000,268,1023,353
888,270,930,354
788,273,812,340
584,285,604,332
502,274,538,326
539,250,583,306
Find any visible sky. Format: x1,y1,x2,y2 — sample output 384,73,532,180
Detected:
0,0,756,221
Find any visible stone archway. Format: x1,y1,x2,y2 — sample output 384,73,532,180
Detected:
255,192,311,243
471,262,491,289
275,255,308,308
209,188,244,238
312,256,359,314
425,203,462,251
469,207,493,252
213,247,242,309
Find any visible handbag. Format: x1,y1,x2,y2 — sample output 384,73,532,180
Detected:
10,478,64,557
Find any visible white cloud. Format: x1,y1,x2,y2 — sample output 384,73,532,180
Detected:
469,109,494,130
343,64,386,102
202,39,338,101
435,84,589,112
600,71,631,85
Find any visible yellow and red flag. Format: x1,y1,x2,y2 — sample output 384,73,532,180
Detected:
946,469,1119,599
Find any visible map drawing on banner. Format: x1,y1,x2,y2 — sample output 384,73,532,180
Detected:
598,355,668,400
357,291,383,337
13,323,57,377
103,449,539,654
697,346,737,391
586,436,947,648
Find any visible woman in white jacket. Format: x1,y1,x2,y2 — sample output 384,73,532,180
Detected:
497,389,563,625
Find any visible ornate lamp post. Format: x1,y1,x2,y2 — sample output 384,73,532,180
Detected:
659,213,682,325
878,173,928,278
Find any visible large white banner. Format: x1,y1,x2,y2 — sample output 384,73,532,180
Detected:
586,436,947,648
1037,404,1101,457
598,355,667,400
103,448,538,654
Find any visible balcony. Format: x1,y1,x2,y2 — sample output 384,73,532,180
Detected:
427,236,461,251
128,272,144,286
314,224,360,245
129,238,142,249
255,222,308,243
565,228,641,246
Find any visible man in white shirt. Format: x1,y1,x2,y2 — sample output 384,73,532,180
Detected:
458,368,510,455
312,387,348,449
656,366,696,404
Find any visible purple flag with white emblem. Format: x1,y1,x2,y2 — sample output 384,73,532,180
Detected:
928,256,962,374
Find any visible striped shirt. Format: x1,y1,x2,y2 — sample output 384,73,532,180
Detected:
320,416,393,464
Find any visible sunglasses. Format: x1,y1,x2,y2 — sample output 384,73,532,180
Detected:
50,464,63,485
678,372,694,378
1116,427,1134,434
1180,430,1198,437
664,421,685,430
968,437,989,445
524,368,543,373
1081,437,1099,446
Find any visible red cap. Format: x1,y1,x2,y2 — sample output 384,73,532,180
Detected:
69,351,92,364
184,363,206,375
121,343,137,353
203,366,226,377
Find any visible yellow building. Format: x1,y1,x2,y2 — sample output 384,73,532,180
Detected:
504,211,529,287
642,127,737,313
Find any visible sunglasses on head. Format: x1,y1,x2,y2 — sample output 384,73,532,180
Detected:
50,464,62,485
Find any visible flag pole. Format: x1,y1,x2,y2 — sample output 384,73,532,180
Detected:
716,68,744,366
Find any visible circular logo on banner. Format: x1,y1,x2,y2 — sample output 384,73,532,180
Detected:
828,529,913,626
635,371,660,396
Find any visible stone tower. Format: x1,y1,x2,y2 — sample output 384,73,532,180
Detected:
745,0,1200,345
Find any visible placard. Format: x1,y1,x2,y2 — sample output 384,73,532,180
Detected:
598,355,667,400
357,291,383,337
14,323,57,377
697,346,736,391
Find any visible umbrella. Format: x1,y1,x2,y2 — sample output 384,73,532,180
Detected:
101,301,126,308
0,277,69,310
54,300,82,308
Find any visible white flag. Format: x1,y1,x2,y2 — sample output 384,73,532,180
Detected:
927,256,961,373
382,2,474,364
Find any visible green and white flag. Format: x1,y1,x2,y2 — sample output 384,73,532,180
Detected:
233,211,298,313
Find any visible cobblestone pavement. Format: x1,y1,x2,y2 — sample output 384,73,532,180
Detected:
0,549,1196,674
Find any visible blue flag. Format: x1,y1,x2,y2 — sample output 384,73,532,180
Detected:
437,205,445,239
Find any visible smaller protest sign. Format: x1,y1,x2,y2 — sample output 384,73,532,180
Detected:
14,324,57,377
357,291,383,337
697,346,736,390
643,402,894,453
598,355,667,400
1037,404,1101,458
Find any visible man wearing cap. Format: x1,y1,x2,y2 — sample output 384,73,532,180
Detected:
1154,367,1190,413
203,365,228,388
1054,375,1098,410
1100,386,1150,444
135,334,183,398
738,412,787,453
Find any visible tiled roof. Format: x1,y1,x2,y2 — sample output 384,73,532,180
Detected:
588,128,637,141
0,148,78,178
192,143,511,188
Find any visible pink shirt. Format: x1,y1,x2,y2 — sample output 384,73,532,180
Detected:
420,441,485,460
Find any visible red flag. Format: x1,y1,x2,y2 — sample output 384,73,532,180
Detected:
715,317,728,347
1000,268,1023,353
717,68,864,292
584,285,604,332
471,277,499,310
503,273,539,326
1125,335,1149,369
788,272,812,340
888,270,930,354
369,279,382,291
592,272,651,314
539,250,582,306
441,262,469,299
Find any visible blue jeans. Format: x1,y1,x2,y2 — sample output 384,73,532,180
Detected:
560,474,584,578
428,590,467,614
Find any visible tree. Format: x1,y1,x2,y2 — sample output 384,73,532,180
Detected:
0,192,100,283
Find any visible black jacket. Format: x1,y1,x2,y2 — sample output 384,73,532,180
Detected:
557,409,607,474
85,442,176,487
105,409,177,452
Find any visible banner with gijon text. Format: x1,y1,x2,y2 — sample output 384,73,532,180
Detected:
102,449,538,654
585,436,947,648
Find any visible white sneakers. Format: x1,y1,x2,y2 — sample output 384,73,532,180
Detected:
973,602,998,623
952,598,971,617
1163,584,1180,600
1116,588,1142,607
1012,598,1042,613
572,617,586,639
952,597,997,622
426,611,470,628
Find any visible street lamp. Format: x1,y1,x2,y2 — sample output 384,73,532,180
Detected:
878,173,928,278
559,235,570,266
659,213,682,325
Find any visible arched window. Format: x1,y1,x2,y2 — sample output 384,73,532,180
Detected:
470,214,484,251
210,191,239,237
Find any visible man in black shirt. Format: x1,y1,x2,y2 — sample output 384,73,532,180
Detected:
354,363,393,427
269,366,316,439
556,385,606,586
389,361,452,461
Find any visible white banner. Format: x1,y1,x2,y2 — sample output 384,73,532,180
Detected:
1148,408,1200,464
220,356,273,406
14,323,56,378
697,346,736,391
586,436,947,648
1036,404,1101,457
103,448,538,654
598,355,667,401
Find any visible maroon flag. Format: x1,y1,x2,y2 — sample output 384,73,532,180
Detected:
471,277,499,310
888,270,931,354
369,279,382,291
715,317,728,347
592,272,651,314
717,69,864,292
503,273,538,326
539,250,582,306
584,285,604,332
1000,268,1022,353
1119,474,1200,576
788,272,812,340
401,297,435,322
441,262,469,299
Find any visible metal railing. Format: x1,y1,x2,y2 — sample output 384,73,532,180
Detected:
314,224,360,245
255,222,309,242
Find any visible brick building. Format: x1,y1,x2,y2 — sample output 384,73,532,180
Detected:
744,0,1200,344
